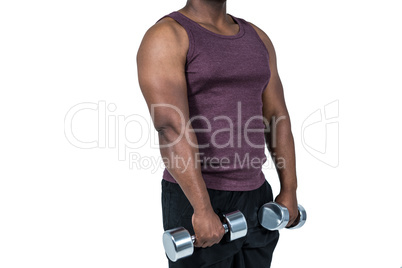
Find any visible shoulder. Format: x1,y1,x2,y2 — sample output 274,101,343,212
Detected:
143,17,188,49
137,16,189,58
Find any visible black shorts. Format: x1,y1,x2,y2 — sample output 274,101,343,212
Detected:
161,179,280,268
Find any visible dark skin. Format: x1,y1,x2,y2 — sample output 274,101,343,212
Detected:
137,0,299,248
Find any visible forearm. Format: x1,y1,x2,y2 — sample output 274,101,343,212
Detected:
158,125,213,213
266,115,298,192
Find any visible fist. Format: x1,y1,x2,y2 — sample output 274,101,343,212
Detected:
192,208,225,248
275,189,299,228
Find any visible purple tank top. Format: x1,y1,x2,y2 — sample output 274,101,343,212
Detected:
158,11,271,191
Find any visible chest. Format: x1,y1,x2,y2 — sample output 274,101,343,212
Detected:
185,37,270,92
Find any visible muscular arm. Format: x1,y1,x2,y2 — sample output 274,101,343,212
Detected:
250,23,299,226
137,18,224,247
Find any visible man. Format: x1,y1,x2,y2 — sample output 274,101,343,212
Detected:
137,0,300,267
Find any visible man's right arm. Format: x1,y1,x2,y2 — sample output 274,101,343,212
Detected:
136,18,225,248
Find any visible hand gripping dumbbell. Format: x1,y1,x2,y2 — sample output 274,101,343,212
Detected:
258,202,307,231
162,210,248,262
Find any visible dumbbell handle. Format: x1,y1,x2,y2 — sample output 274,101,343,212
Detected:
190,223,229,243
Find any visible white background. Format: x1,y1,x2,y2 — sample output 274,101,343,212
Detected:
1,0,401,267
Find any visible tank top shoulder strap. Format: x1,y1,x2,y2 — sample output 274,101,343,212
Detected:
232,16,258,39
233,16,270,58
156,11,196,61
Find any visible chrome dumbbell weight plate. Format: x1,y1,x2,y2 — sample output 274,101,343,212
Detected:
258,202,290,231
287,204,307,229
223,210,248,240
163,227,195,262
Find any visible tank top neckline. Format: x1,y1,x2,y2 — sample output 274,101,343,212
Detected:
172,11,245,39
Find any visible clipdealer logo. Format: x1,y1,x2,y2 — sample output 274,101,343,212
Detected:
301,100,339,168
64,99,340,170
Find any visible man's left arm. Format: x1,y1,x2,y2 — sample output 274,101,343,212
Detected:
250,23,300,227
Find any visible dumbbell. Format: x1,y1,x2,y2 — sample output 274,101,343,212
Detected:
162,210,248,262
258,202,307,231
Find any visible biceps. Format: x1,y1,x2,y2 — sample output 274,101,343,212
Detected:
138,59,189,133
